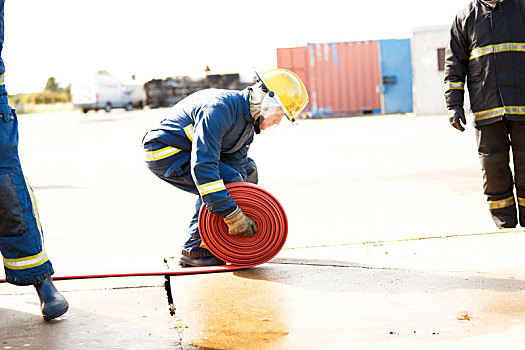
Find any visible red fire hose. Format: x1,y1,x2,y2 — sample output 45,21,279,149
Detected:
0,182,288,283
199,182,288,266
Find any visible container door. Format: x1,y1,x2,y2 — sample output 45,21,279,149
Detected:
379,39,413,114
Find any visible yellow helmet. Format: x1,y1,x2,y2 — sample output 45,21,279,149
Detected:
256,69,309,123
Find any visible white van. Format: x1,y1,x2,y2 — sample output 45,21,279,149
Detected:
71,73,133,113
123,84,146,110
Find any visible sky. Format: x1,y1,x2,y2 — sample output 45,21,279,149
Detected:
3,0,471,94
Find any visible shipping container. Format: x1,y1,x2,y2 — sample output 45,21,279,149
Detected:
379,39,413,114
308,42,382,116
277,39,413,117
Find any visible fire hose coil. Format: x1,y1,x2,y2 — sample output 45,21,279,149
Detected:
199,182,288,266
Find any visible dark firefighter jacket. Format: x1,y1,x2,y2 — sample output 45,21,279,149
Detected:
143,88,256,213
444,0,525,126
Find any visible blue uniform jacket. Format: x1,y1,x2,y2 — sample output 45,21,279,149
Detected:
144,88,256,213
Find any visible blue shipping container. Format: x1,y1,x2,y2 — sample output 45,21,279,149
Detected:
379,39,413,114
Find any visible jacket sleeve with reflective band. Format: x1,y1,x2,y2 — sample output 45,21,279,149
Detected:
192,104,236,214
444,15,469,109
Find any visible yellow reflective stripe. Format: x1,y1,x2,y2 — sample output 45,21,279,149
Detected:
446,81,464,91
24,177,42,235
488,196,515,210
470,45,494,60
473,107,506,122
470,42,525,60
518,197,525,207
504,106,525,115
0,73,4,86
198,179,226,196
183,124,194,142
145,146,181,162
473,106,525,122
493,42,525,54
3,250,49,270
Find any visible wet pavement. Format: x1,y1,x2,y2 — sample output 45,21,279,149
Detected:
4,232,525,349
0,280,181,350
2,109,525,349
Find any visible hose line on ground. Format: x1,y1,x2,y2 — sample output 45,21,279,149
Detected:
0,183,288,283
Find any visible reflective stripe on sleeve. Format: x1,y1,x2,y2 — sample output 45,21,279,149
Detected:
3,250,49,270
470,42,525,60
198,179,226,196
183,124,194,142
0,73,4,86
145,146,181,162
488,196,515,210
446,81,464,91
518,197,525,207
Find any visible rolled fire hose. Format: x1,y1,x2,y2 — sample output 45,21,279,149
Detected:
199,182,288,266
0,182,288,283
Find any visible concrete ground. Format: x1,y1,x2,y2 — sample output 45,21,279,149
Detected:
1,108,524,349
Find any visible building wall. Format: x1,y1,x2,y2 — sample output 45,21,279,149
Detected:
411,26,470,116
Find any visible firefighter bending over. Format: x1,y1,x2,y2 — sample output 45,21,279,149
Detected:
142,69,308,266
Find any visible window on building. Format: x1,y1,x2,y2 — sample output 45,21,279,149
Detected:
437,48,446,71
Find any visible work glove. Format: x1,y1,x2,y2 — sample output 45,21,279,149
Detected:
223,206,258,237
448,107,466,132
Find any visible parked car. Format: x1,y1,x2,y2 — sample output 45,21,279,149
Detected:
71,73,133,113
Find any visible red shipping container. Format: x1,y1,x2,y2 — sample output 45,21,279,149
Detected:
276,41,382,117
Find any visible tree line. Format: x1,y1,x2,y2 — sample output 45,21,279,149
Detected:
9,77,71,105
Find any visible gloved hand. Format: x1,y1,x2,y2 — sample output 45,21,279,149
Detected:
223,206,257,237
448,107,466,132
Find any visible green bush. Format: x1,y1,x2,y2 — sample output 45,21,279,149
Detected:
8,91,70,105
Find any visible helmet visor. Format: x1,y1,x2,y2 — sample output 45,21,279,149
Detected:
260,93,287,120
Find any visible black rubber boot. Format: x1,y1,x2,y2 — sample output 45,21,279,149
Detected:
178,254,225,267
34,277,69,320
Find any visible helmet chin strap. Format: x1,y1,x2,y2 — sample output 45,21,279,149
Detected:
248,86,264,134
244,114,261,134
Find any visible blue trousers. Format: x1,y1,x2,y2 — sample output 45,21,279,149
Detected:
144,141,258,256
0,86,53,285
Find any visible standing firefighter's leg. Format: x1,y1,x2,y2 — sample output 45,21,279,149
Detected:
476,120,517,228
0,102,54,285
0,94,68,320
0,169,54,285
509,120,525,227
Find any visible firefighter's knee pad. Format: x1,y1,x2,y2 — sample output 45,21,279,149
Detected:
0,172,28,237
479,151,513,196
513,148,525,190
